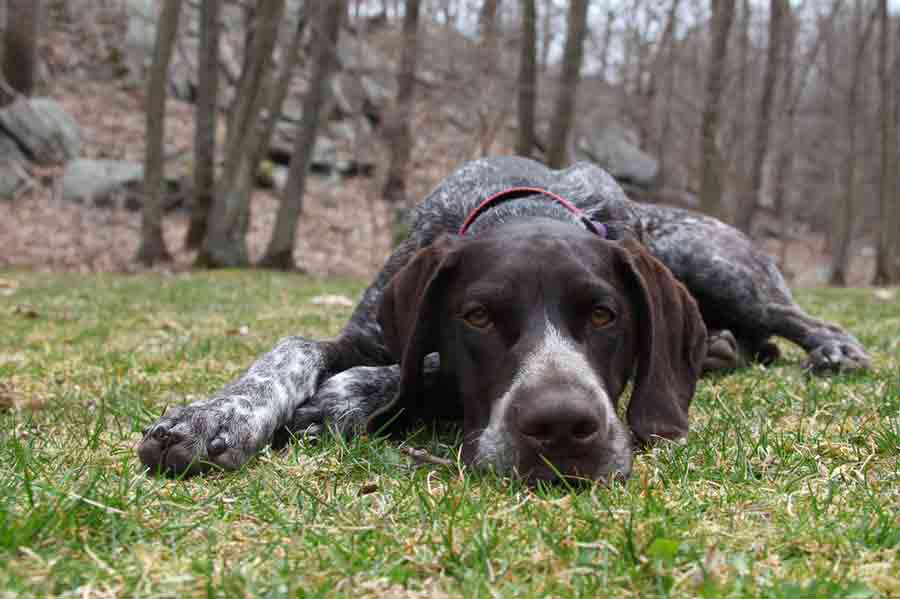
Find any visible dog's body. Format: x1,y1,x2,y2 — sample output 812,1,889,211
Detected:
138,157,868,481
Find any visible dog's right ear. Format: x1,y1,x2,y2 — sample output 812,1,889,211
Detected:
369,235,459,434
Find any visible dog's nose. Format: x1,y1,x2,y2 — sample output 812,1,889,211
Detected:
516,393,606,448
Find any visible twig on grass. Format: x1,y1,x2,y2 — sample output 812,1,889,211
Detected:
400,446,453,467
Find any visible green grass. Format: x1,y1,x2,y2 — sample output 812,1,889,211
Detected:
0,270,897,598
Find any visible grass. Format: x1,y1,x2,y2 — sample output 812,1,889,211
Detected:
0,270,897,598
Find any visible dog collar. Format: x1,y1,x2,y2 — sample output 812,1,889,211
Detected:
458,186,607,237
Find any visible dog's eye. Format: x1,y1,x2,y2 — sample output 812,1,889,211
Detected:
590,306,615,328
463,306,492,329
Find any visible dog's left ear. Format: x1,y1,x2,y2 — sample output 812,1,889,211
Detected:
615,238,707,446
368,235,459,434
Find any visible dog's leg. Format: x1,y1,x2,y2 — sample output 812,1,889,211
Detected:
137,242,426,476
137,336,349,475
289,354,443,438
764,303,869,373
642,207,869,375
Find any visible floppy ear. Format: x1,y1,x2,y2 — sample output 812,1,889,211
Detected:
616,238,707,445
368,235,459,434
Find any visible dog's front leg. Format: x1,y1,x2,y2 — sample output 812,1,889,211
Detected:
138,336,337,476
290,354,444,438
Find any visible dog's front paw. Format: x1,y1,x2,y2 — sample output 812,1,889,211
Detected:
137,401,259,476
805,340,870,375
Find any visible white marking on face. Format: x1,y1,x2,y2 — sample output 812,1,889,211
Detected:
474,315,616,471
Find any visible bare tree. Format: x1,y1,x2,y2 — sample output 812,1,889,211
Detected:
873,0,898,284
772,3,796,270
200,0,286,268
515,0,537,157
185,0,221,249
830,2,876,286
599,9,616,81
728,0,751,212
737,0,787,234
260,0,345,270
251,11,307,177
545,0,589,168
698,0,735,220
1,0,41,104
475,0,507,156
652,0,680,186
381,0,421,205
136,0,182,266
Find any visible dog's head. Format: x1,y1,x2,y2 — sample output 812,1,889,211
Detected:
372,220,706,483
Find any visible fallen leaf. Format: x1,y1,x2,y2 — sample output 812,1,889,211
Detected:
873,289,897,301
227,325,250,336
160,319,181,331
358,483,379,496
0,383,46,411
13,305,39,319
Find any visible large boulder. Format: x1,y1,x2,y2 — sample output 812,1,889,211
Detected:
0,98,81,165
61,159,188,211
61,159,143,207
0,160,31,200
572,123,659,189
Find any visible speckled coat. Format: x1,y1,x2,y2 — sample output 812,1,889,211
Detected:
137,157,868,476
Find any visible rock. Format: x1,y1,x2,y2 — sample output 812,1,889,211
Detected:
0,132,27,163
61,159,144,207
0,160,31,200
572,123,659,189
62,159,189,211
0,98,81,165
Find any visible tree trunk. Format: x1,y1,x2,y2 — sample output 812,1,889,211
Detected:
515,0,537,157
737,0,786,235
873,0,898,284
251,11,307,176
226,7,307,248
1,0,41,104
259,0,344,270
698,0,735,220
381,0,421,205
653,0,680,186
545,0,589,169
727,0,750,222
599,10,615,81
830,3,876,286
773,5,795,272
539,0,553,73
476,0,502,156
136,0,182,266
185,0,221,249
199,0,286,268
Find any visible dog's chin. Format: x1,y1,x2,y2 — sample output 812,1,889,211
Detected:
516,454,633,487
468,430,633,486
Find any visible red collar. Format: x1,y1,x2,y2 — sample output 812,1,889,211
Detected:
458,186,607,237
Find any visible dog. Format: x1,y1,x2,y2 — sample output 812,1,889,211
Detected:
137,157,869,483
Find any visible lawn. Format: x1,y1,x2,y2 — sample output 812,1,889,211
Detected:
0,270,897,598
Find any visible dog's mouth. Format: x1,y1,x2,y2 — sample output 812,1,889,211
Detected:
467,428,634,485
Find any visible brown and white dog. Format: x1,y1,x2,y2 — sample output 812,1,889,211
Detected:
138,157,868,483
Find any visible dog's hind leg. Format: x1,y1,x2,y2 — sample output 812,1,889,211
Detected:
642,206,869,375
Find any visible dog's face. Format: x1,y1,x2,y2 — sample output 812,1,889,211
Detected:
374,220,707,484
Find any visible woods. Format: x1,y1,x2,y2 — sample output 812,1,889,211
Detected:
0,0,897,284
